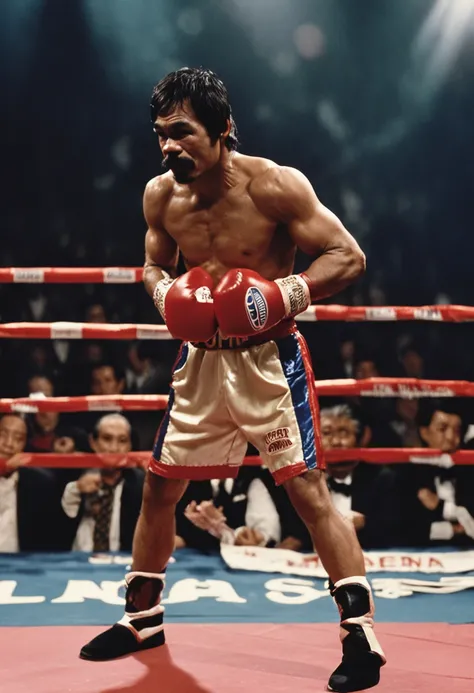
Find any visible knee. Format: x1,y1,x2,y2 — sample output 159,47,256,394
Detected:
142,472,187,513
283,469,332,521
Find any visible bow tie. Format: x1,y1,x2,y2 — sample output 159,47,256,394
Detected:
327,476,352,497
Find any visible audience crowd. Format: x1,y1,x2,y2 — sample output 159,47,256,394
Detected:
1,304,474,554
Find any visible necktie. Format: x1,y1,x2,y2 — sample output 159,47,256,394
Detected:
327,476,352,497
92,483,116,552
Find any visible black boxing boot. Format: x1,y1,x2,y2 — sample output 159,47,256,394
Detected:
327,576,386,693
80,571,166,661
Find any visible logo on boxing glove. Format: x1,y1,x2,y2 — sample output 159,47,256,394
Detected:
245,287,268,330
194,286,213,303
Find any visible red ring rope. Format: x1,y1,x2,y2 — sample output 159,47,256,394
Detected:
0,267,143,283
1,378,472,414
1,449,473,474
2,269,473,476
0,322,170,340
1,308,474,335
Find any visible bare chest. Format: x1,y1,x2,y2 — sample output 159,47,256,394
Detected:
163,192,279,267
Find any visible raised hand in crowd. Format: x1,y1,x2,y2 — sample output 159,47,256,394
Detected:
76,472,102,495
184,500,227,537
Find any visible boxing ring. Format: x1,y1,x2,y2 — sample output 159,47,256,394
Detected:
1,267,474,693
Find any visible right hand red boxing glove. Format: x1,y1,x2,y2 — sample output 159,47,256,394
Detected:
152,267,217,342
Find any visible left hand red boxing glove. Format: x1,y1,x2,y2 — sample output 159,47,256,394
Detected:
213,269,311,337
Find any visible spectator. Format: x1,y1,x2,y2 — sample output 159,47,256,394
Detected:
60,414,144,551
353,354,399,447
399,343,425,379
91,362,125,396
125,341,180,449
27,374,54,398
400,400,474,546
66,304,119,393
177,466,281,550
85,303,107,323
0,414,63,552
13,342,63,394
339,335,356,378
389,398,423,448
27,410,87,454
125,341,167,394
279,404,400,550
353,355,379,380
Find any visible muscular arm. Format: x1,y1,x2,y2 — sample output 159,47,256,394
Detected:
142,178,179,298
260,167,366,300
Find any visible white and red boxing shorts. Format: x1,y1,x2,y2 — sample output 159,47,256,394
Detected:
149,322,324,485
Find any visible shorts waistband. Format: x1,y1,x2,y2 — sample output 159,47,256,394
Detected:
190,320,297,350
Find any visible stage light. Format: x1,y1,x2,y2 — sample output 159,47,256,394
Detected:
410,0,474,103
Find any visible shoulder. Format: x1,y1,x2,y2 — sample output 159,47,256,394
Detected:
144,173,175,202
143,173,175,219
248,164,316,221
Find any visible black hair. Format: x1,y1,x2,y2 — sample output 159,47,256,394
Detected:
416,399,468,438
150,67,238,151
0,413,26,424
90,362,125,384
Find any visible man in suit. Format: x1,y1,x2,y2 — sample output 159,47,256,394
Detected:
0,414,62,552
176,463,281,550
401,400,474,546
279,404,400,550
61,413,144,551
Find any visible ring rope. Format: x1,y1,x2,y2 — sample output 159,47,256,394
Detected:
0,266,472,322
0,322,171,340
1,377,473,414
1,307,474,335
1,304,474,340
1,449,473,474
0,267,143,284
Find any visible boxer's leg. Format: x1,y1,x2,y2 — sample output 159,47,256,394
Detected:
81,344,244,661
80,473,187,661
233,332,385,692
133,472,188,573
284,469,364,580
283,471,385,691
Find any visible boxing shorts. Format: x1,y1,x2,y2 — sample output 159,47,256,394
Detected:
149,320,324,484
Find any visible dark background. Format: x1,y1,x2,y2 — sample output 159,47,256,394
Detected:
1,0,473,390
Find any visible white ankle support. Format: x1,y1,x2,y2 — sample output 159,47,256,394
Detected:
332,576,386,663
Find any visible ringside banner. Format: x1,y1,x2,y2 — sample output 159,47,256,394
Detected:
1,550,473,626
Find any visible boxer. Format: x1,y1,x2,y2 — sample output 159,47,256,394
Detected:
80,68,385,692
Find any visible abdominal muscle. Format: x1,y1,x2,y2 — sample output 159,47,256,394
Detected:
169,210,297,286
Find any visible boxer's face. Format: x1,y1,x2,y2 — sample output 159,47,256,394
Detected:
420,410,462,453
320,415,359,476
154,102,223,183
0,416,27,459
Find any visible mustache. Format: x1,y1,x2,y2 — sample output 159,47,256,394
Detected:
161,155,195,172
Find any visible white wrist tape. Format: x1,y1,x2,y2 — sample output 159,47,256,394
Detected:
275,274,311,317
152,274,174,320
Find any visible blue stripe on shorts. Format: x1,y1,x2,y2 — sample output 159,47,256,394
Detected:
275,333,317,471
